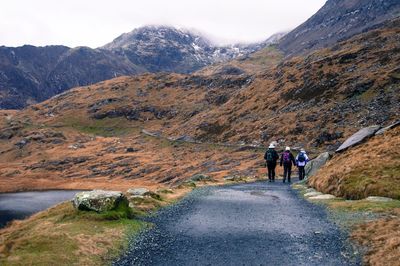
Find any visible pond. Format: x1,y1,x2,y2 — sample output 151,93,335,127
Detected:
0,190,81,228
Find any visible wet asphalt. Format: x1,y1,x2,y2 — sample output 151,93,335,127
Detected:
114,181,360,266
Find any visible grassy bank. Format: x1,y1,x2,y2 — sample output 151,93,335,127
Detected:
0,184,197,265
0,201,144,265
308,127,400,200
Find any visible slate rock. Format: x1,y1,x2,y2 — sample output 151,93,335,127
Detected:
375,120,400,135
305,152,331,179
304,192,323,197
336,125,381,152
366,196,393,202
127,188,151,197
309,194,336,200
72,190,125,212
190,174,213,182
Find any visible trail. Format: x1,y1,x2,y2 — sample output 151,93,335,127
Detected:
114,182,359,265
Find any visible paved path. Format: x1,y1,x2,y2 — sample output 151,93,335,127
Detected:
114,182,359,266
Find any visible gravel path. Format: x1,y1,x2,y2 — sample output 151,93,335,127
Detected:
114,182,359,265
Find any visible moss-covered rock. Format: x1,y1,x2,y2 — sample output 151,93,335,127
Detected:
72,190,125,212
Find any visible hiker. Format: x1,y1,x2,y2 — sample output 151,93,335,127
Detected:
280,147,296,183
296,148,309,181
264,144,279,182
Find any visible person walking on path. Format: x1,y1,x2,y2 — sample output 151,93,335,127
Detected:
296,148,309,181
280,147,296,183
264,144,279,182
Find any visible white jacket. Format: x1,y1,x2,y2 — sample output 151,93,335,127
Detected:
296,152,309,167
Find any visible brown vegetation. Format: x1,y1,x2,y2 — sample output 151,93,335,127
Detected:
352,210,400,266
308,127,400,200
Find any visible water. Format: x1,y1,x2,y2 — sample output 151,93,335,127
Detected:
0,190,81,228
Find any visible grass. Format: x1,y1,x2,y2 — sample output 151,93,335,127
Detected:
328,199,400,213
308,127,400,200
0,201,145,266
338,163,400,200
61,116,140,137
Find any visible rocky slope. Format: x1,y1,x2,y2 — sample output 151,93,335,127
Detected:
0,27,277,109
278,0,400,56
0,17,398,193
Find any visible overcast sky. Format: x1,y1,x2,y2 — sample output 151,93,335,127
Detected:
0,0,326,48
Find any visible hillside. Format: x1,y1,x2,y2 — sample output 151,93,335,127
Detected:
0,17,398,193
0,26,272,109
278,0,400,56
308,126,400,200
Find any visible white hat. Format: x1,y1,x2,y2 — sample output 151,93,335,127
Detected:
268,144,275,149
285,146,290,151
300,148,305,152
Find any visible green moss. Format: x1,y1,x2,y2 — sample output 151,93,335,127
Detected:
341,164,400,200
61,116,140,137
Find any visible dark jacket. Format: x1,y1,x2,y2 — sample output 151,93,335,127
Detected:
280,151,296,166
264,148,279,163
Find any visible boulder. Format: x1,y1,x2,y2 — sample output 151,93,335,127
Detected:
305,188,316,193
127,188,151,198
336,125,381,152
309,194,336,200
190,174,213,182
72,190,125,212
127,188,161,200
175,135,196,142
305,152,331,179
366,196,393,202
375,120,400,135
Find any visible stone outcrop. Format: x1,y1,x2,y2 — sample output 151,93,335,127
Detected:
336,125,381,152
305,152,331,179
375,120,400,135
72,190,125,212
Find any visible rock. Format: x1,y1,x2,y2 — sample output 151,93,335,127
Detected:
174,135,195,142
15,139,29,149
72,190,125,212
127,188,151,198
190,174,213,182
305,188,316,193
304,191,323,197
366,196,394,202
141,129,161,137
68,143,85,150
309,194,336,200
305,152,331,179
126,147,139,152
336,125,381,152
375,120,400,135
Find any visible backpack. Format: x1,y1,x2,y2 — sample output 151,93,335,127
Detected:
283,152,291,163
298,153,306,163
266,150,274,162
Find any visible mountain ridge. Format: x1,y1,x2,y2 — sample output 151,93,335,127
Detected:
0,26,280,109
278,0,400,56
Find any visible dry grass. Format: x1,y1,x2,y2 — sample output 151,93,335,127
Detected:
352,213,400,266
0,202,144,266
308,127,400,200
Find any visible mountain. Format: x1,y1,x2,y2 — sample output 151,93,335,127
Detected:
0,45,141,109
0,26,275,110
101,26,269,73
278,0,400,56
